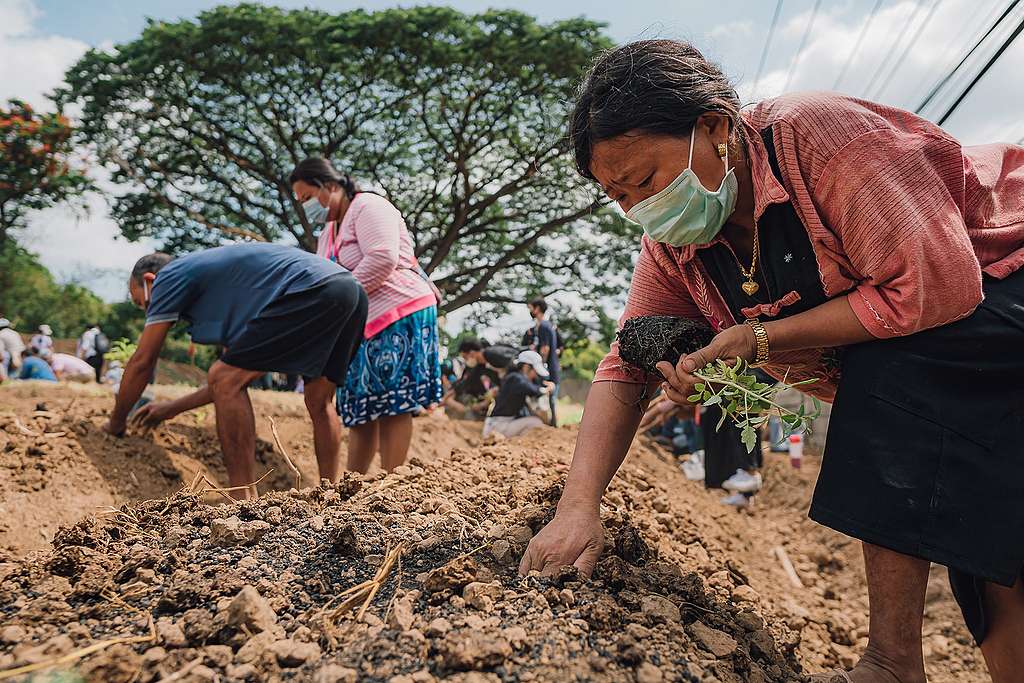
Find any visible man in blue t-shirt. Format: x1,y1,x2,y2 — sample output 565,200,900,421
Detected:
522,297,561,426
18,349,57,382
103,244,368,498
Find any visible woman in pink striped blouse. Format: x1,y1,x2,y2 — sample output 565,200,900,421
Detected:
520,41,1024,681
291,159,441,474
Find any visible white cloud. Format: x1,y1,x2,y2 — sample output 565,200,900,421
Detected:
0,0,88,109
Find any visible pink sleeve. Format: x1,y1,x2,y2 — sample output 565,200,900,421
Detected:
350,196,403,295
594,237,704,385
815,127,983,338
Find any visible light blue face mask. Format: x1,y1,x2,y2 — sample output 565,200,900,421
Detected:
302,196,329,224
626,127,738,247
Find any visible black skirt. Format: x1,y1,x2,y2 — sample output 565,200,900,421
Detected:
809,269,1024,641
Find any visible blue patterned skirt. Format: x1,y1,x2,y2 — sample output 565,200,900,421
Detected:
339,306,442,427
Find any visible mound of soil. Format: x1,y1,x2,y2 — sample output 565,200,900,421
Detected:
0,439,801,682
617,317,715,376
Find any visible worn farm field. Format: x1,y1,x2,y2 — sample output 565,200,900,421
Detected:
0,382,985,682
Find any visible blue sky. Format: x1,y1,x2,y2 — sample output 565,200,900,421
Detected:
4,0,1024,326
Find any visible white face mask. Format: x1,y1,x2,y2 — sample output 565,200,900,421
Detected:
626,126,738,247
302,195,330,224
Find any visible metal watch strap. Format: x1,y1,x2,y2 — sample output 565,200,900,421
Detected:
745,318,770,366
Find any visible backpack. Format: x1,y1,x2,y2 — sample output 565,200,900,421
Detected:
94,332,110,355
482,344,519,370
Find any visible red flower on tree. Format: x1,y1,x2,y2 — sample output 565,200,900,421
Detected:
0,99,90,244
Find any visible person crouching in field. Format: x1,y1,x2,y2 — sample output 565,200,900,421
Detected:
103,243,367,499
482,350,555,439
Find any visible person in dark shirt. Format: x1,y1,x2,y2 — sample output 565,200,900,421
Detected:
522,297,561,426
103,244,368,498
443,338,501,420
483,350,555,438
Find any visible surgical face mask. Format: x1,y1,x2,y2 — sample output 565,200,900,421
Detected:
626,127,738,247
302,195,329,224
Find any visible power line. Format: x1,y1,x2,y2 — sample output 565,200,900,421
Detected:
917,0,1021,114
917,0,1006,115
863,0,928,99
870,0,945,101
783,0,823,92
752,0,786,94
938,10,1024,124
834,0,886,91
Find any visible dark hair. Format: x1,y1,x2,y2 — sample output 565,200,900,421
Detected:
569,40,741,179
289,158,358,199
528,297,548,313
131,253,175,283
458,338,484,353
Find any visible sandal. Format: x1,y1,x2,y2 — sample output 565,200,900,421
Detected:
809,672,853,683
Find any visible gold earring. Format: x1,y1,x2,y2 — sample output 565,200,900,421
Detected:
717,142,728,159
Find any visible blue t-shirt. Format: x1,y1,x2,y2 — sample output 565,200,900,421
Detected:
145,243,347,346
19,356,57,382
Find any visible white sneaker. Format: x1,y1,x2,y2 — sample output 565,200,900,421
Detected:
722,469,762,493
720,492,751,508
681,459,705,481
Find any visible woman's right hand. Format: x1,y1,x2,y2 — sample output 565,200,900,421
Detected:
518,504,604,577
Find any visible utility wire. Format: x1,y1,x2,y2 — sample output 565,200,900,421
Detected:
783,0,824,92
917,0,1021,114
863,0,928,99
938,10,1024,124
917,0,1005,115
834,0,886,90
870,0,945,101
752,0,786,95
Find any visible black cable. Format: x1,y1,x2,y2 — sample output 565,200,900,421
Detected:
864,0,928,98
783,0,823,92
753,0,786,94
870,0,945,101
917,0,1020,114
938,10,1024,124
833,0,886,90
918,0,1005,115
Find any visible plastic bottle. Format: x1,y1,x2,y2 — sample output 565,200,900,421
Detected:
789,433,804,469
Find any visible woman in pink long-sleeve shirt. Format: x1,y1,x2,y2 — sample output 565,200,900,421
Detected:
291,159,441,474
520,41,1024,681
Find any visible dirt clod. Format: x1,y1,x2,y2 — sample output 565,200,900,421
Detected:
616,316,716,375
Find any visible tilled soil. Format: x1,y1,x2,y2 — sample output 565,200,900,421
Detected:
0,383,987,681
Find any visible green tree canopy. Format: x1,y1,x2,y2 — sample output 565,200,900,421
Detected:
57,4,639,316
0,100,89,245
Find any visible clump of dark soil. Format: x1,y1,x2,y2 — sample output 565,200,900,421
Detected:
617,316,716,376
0,442,802,682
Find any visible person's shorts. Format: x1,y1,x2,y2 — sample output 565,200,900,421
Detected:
221,273,367,386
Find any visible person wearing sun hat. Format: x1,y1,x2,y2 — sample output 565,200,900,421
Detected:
482,350,556,439
0,319,25,376
30,324,54,354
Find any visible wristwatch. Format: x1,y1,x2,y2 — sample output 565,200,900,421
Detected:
745,318,770,366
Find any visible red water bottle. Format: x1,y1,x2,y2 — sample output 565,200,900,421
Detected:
789,433,804,469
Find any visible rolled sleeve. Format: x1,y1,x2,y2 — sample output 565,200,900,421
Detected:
594,237,704,384
816,128,983,338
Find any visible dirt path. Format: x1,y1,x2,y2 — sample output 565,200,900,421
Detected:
0,382,988,681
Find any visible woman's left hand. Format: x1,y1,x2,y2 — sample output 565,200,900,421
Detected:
655,323,757,405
